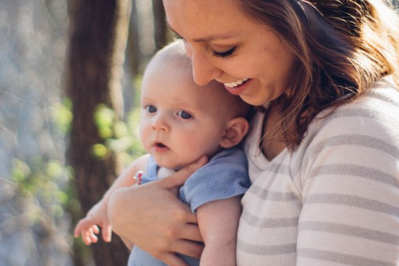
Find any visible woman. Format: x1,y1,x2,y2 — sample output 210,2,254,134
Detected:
108,0,399,265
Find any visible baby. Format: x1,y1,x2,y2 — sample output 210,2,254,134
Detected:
74,41,252,266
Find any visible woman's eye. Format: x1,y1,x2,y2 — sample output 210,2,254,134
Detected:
146,105,157,113
177,110,192,119
213,47,236,58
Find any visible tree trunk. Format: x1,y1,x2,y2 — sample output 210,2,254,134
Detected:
152,0,168,51
66,0,132,265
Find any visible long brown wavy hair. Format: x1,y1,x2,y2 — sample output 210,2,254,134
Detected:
240,0,399,150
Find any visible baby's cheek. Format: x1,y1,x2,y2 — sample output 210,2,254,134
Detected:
187,138,218,158
178,137,203,156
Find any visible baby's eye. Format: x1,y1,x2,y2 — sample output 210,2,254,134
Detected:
177,110,192,119
146,105,157,113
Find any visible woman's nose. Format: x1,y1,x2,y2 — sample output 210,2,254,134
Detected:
186,45,222,86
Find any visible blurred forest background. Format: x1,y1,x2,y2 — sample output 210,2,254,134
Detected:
0,0,398,266
0,0,171,265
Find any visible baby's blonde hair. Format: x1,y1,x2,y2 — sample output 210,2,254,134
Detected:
147,41,253,121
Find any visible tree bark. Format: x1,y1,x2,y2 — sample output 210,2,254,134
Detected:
66,0,132,265
152,0,168,51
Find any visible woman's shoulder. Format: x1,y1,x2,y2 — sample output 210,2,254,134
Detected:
353,76,399,110
292,79,399,201
295,77,399,161
313,77,399,135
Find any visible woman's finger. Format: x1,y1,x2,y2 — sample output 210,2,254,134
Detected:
185,212,198,224
161,156,208,189
180,223,202,242
171,239,204,259
159,252,189,266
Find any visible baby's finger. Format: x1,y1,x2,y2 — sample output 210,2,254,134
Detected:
88,227,99,244
92,225,100,234
102,223,113,242
74,218,95,236
74,220,87,238
81,231,94,245
73,227,81,238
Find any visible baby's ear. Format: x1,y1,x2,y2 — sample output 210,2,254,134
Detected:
220,117,249,148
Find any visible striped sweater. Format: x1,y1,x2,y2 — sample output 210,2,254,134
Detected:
237,77,399,266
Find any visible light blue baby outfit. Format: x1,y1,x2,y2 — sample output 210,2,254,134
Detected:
128,147,250,266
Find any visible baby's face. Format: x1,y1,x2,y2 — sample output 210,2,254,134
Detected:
139,63,233,170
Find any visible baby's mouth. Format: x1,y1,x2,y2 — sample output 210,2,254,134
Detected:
154,142,168,148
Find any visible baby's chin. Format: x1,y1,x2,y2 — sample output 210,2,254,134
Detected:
151,153,199,171
155,160,188,172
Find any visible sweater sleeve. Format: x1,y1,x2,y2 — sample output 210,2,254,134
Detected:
296,87,399,265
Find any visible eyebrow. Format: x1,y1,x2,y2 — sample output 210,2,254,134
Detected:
169,25,235,43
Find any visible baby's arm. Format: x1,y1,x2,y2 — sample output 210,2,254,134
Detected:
74,154,150,246
197,196,242,266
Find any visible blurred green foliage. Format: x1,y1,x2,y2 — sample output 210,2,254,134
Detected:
52,98,73,136
10,157,73,221
9,99,75,223
7,73,144,230
92,75,145,167
92,104,145,164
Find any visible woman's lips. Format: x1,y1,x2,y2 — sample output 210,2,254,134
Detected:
224,78,249,88
223,78,251,95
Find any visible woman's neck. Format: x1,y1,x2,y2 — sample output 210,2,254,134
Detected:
260,105,287,160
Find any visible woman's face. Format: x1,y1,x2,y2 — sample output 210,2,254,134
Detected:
163,0,296,106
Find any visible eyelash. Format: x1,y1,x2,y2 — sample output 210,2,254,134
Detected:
213,47,236,58
174,34,236,58
175,34,183,40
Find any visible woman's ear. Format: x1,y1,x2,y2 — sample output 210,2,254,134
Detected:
220,117,249,148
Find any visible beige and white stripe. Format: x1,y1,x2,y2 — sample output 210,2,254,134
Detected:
237,77,399,266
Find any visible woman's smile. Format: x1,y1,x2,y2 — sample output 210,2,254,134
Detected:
164,0,296,106
223,78,250,88
222,78,252,96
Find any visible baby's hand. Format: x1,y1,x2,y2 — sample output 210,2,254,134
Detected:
74,201,112,245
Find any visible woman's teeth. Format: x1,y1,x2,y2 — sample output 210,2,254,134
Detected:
224,78,249,88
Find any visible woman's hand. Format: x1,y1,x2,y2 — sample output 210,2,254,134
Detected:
107,156,208,266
